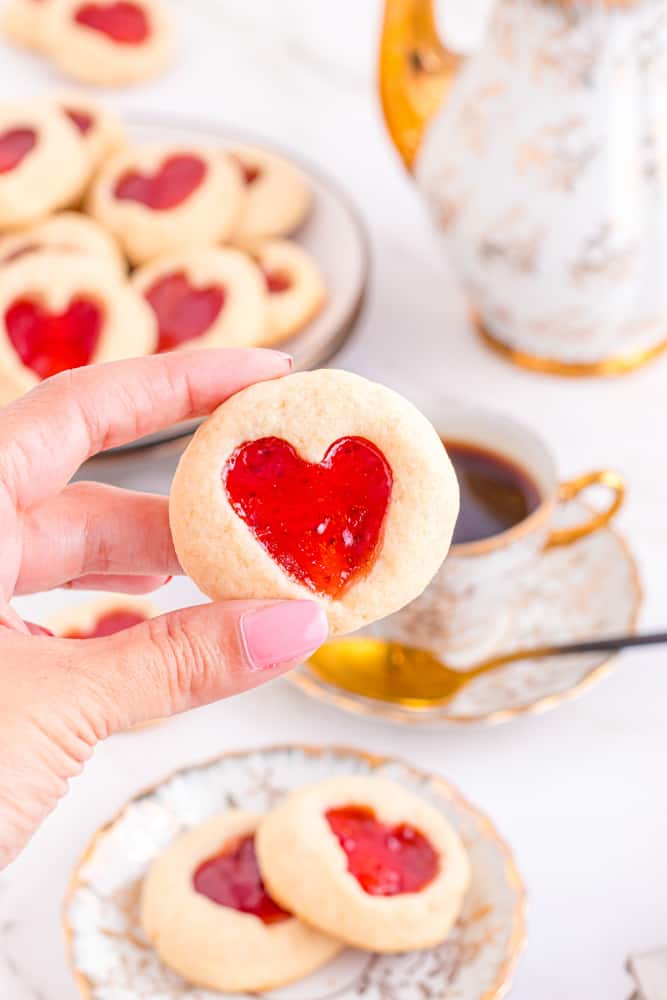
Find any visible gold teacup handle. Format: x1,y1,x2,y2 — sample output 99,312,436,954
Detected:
547,470,625,548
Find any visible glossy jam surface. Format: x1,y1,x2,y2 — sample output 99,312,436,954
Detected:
65,609,147,639
145,271,225,352
264,268,292,294
0,128,37,174
193,834,290,924
326,805,439,896
65,108,94,135
5,298,102,379
224,436,392,597
114,155,206,211
74,2,150,43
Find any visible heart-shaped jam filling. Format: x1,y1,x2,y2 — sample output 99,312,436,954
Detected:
74,2,149,43
65,609,148,639
224,436,392,597
144,271,225,352
64,108,94,135
229,153,262,186
326,805,439,896
264,268,292,294
0,128,37,175
5,298,103,380
193,834,290,924
114,155,207,211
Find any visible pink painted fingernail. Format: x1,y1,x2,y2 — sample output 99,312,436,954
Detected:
240,601,328,671
274,351,293,368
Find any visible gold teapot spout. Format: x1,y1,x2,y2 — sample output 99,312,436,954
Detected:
379,0,463,171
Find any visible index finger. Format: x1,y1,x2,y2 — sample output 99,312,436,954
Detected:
0,348,291,508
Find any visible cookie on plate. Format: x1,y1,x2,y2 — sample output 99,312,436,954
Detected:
47,594,158,639
141,811,342,992
257,776,470,953
169,369,459,635
0,102,90,228
227,144,312,245
0,252,156,404
0,212,127,278
132,246,268,352
44,0,175,86
89,145,244,265
51,93,126,172
253,239,326,343
1,0,53,49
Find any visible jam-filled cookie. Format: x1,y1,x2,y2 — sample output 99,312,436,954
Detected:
0,252,156,404
0,211,127,278
52,93,126,172
228,144,312,245
45,0,175,87
47,594,157,638
141,812,341,992
169,370,459,635
257,776,470,953
89,145,244,265
0,102,90,228
132,246,268,353
2,0,53,50
253,239,326,343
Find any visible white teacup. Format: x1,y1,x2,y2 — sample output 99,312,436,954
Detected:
378,402,625,667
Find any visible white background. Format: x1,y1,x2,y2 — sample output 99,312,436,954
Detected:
1,1,667,998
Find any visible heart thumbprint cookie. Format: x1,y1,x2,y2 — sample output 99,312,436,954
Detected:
47,594,157,639
0,102,90,229
132,246,268,353
89,145,244,265
44,0,175,86
169,370,459,635
227,144,312,246
0,212,127,279
0,252,156,405
141,812,342,993
256,776,470,953
253,239,326,342
51,93,126,172
2,0,53,50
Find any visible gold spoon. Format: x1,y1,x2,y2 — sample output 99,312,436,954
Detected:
306,632,667,708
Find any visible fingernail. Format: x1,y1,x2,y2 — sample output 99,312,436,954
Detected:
240,600,328,671
274,351,293,368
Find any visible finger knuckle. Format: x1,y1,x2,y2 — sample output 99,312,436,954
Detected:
145,615,218,705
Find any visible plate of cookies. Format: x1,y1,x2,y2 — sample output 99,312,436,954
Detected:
64,745,526,1000
0,94,368,450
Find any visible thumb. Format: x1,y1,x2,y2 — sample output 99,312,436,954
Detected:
72,599,328,732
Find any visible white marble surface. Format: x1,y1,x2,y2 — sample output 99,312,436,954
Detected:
1,2,666,998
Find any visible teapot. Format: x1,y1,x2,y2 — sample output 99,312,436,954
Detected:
380,0,667,375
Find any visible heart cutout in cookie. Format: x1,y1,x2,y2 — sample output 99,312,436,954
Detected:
193,834,291,925
263,268,292,294
229,153,262,186
223,436,393,597
326,805,439,896
65,609,148,639
0,128,37,175
114,155,207,211
5,298,103,380
144,271,225,352
64,108,95,135
74,2,150,43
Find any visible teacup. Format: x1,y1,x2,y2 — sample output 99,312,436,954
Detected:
377,402,625,667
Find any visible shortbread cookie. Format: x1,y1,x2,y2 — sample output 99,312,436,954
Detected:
45,0,175,86
1,0,53,49
228,144,312,245
169,370,459,635
0,212,126,278
47,594,158,638
89,145,244,265
0,252,157,404
132,246,268,352
0,102,90,228
257,776,470,953
253,239,326,343
52,93,126,172
141,812,341,993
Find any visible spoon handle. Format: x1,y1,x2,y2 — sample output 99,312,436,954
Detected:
549,631,667,656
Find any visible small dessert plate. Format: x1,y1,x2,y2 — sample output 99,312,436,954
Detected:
293,499,642,726
64,745,525,1000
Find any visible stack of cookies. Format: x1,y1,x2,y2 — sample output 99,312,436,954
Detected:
0,94,326,405
141,775,471,992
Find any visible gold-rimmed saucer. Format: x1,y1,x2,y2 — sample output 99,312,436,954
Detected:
293,499,642,726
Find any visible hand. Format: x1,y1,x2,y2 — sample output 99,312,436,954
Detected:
0,350,328,869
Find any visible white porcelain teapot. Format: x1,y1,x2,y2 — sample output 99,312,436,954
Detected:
380,0,667,375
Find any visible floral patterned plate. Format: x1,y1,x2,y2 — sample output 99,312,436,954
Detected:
64,745,525,1000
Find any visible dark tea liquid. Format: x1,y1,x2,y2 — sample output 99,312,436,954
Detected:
444,440,541,545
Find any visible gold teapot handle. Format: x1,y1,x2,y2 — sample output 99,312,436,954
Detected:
379,0,463,171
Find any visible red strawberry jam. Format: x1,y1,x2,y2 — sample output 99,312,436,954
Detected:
5,298,102,380
264,268,292,294
114,155,207,211
326,805,439,896
223,436,392,597
65,609,147,639
193,834,290,924
74,2,150,43
229,154,261,186
144,271,225,352
65,108,94,135
0,128,36,174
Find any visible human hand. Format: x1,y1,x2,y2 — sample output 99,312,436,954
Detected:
0,350,328,868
